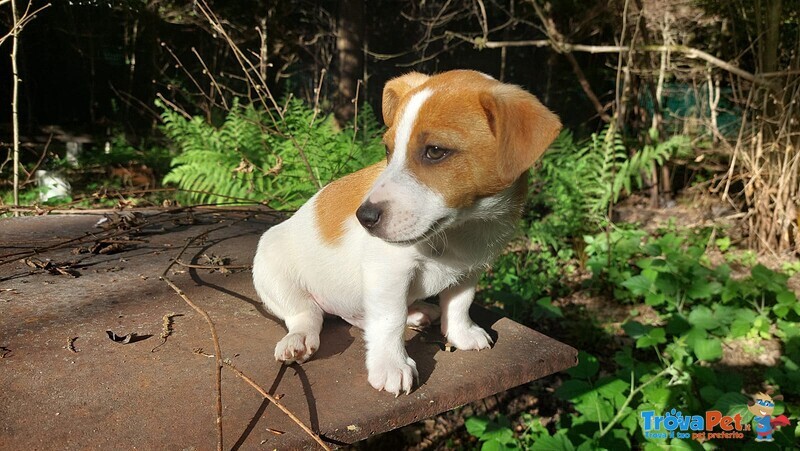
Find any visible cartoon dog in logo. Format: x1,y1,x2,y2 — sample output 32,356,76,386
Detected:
747,391,790,442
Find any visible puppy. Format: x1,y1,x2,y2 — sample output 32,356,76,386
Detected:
252,70,561,396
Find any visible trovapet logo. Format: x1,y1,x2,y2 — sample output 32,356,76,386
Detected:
747,391,791,442
640,409,748,441
640,390,792,443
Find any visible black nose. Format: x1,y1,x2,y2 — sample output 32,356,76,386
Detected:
356,201,383,229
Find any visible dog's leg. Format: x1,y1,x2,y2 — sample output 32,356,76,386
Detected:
253,250,322,363
363,262,418,396
272,300,323,364
407,301,441,327
440,274,493,350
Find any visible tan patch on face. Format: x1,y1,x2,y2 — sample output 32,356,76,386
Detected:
315,161,387,245
384,70,560,209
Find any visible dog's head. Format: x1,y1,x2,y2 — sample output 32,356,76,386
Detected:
356,70,561,244
748,391,782,417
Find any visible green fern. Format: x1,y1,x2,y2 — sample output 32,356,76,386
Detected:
534,125,690,229
160,98,384,209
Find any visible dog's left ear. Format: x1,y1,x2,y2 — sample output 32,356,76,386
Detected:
480,84,562,186
382,72,430,128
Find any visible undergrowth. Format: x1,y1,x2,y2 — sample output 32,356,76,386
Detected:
473,128,800,450
159,98,384,209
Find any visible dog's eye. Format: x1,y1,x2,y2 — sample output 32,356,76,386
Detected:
385,145,391,160
424,146,449,162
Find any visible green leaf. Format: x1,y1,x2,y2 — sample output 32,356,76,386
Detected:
621,321,652,339
693,337,723,361
711,392,752,422
644,292,666,306
530,432,576,451
574,392,615,422
730,318,753,337
699,385,724,404
567,351,599,380
636,327,666,348
621,275,653,295
668,438,705,450
482,426,515,444
482,439,518,451
666,314,691,335
466,416,490,438
687,306,721,330
596,377,629,407
686,279,721,300
536,297,564,318
641,385,671,409
777,290,798,305
555,380,593,401
751,264,786,291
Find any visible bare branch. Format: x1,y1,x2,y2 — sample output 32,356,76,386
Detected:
448,33,770,88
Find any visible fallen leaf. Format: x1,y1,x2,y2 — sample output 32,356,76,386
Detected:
106,330,152,344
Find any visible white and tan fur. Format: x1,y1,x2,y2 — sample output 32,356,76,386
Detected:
253,70,561,396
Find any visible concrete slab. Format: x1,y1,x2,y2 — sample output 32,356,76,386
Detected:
0,209,578,449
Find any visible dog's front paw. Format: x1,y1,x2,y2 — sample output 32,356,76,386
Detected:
367,355,418,396
274,332,319,363
447,323,493,351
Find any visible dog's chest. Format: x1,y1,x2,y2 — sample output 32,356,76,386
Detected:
407,225,511,301
408,257,464,301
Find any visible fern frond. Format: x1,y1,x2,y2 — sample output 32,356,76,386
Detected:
159,98,384,209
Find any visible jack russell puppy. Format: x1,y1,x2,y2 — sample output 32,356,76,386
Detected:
253,70,561,396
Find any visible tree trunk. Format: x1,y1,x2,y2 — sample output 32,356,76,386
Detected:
762,0,782,74
334,0,364,126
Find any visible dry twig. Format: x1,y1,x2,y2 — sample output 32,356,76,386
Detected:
222,361,331,450
159,277,224,451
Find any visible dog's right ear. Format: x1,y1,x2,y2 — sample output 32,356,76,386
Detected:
382,72,429,127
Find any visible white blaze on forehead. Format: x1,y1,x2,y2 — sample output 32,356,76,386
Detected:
392,88,433,167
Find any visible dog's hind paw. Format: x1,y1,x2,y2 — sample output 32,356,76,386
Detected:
274,332,319,363
447,323,493,351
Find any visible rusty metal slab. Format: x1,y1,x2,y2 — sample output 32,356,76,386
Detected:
0,210,578,450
